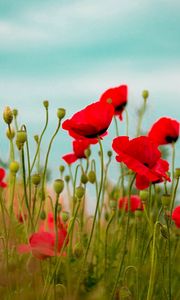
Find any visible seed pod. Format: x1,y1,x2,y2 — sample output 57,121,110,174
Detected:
175,168,180,178
161,194,171,208
75,186,85,199
65,175,70,183
3,106,13,124
6,127,15,140
59,165,65,173
53,179,64,195
57,108,66,120
32,174,41,186
107,150,113,157
84,148,91,158
16,130,27,144
81,173,88,184
9,161,19,174
139,190,149,202
142,90,149,100
61,211,69,223
88,171,96,184
43,100,49,109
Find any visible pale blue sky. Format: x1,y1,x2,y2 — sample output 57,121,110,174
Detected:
0,0,180,179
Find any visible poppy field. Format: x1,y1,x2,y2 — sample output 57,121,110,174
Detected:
0,85,180,300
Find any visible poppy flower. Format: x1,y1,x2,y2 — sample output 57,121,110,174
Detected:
112,136,170,190
172,206,180,228
62,139,95,165
62,100,114,140
18,212,68,259
99,85,128,120
0,168,7,188
148,117,180,145
119,195,143,212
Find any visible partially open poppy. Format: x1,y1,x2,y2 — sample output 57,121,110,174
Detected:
172,206,180,228
0,168,7,188
148,117,179,145
62,100,114,140
18,213,67,259
62,139,95,165
99,85,128,120
112,136,170,190
119,195,143,212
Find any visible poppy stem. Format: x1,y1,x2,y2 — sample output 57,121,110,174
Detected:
111,174,136,299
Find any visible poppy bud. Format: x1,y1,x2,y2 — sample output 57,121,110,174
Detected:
142,90,149,100
74,243,84,258
43,100,49,109
175,168,180,178
81,173,88,184
161,194,171,208
6,127,15,140
32,174,41,186
3,106,13,124
12,109,18,117
40,210,46,220
65,175,70,183
109,200,117,210
75,186,85,199
57,108,66,120
16,130,27,144
107,150,113,157
34,135,39,143
160,225,168,239
88,171,96,184
9,161,19,174
53,179,64,195
61,211,69,223
84,148,91,158
59,165,65,173
139,190,149,202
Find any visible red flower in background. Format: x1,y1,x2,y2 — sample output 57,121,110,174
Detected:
62,100,114,140
100,85,128,120
112,136,170,190
18,212,67,260
0,168,7,188
62,139,95,165
148,117,179,145
119,195,143,212
172,206,180,228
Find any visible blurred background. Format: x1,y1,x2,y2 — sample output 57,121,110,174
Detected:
0,0,179,191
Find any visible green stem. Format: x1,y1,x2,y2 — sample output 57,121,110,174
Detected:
104,210,115,274
111,174,136,300
136,99,147,136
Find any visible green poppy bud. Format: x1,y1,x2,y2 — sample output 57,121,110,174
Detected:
65,175,70,183
31,174,41,186
142,90,149,100
40,210,46,220
16,130,27,144
12,109,18,117
3,106,13,124
43,100,49,109
59,165,65,173
139,190,149,202
61,211,69,223
107,150,113,157
53,179,64,195
88,170,96,184
34,135,39,143
6,127,15,140
75,186,85,199
161,194,171,208
175,168,180,178
160,225,168,239
9,161,19,174
81,173,88,184
57,108,66,120
84,148,91,158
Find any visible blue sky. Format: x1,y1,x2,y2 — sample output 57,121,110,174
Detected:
0,0,180,178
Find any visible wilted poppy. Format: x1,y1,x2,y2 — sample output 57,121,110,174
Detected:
148,117,179,145
172,206,180,228
62,100,114,140
62,139,94,165
100,85,128,120
112,136,170,190
119,195,143,212
0,168,7,188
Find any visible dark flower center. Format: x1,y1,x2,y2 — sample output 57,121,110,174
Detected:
143,162,149,167
115,101,127,112
85,127,108,138
165,135,178,143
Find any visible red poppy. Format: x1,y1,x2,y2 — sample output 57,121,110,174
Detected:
148,117,180,145
18,212,67,259
62,100,114,140
0,168,7,188
99,85,128,120
62,139,95,165
119,195,143,212
112,136,170,190
172,206,180,228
